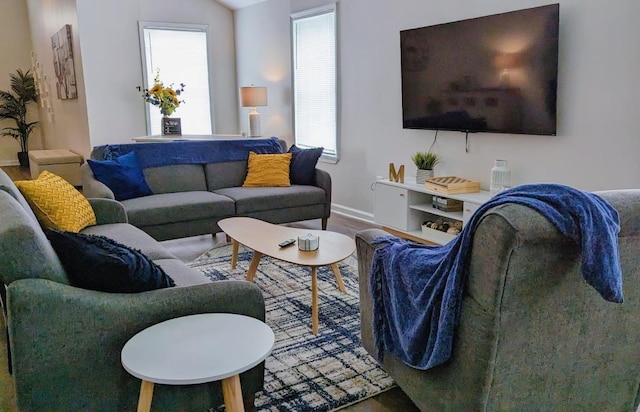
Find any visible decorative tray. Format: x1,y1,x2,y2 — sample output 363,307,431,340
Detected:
424,176,481,194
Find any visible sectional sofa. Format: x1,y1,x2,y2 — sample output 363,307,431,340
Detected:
0,168,266,411
81,137,332,241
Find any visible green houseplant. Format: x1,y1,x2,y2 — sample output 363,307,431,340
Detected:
0,69,38,168
411,151,441,184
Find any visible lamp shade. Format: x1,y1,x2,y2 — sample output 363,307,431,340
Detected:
240,86,268,107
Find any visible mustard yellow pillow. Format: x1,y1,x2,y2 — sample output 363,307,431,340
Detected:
15,170,97,232
242,152,292,187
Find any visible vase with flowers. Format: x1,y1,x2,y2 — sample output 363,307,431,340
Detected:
139,71,185,135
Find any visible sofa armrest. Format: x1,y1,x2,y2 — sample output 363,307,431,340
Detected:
355,228,390,356
7,278,266,411
315,168,332,218
87,198,128,224
81,163,115,199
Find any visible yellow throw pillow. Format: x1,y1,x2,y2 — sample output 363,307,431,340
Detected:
242,152,292,187
15,170,97,233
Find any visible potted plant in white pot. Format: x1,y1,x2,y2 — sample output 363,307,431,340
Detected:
0,69,38,168
411,151,441,184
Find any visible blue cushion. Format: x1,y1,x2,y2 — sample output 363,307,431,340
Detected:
87,151,153,201
288,145,323,185
46,229,175,293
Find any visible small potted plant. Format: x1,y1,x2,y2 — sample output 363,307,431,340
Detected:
411,151,441,184
0,69,38,168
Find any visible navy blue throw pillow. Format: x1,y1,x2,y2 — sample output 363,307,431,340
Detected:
87,151,153,201
288,145,323,185
46,229,175,293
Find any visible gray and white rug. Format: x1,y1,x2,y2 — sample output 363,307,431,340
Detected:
188,243,394,411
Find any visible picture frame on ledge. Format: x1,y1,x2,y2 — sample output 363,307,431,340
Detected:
161,118,182,136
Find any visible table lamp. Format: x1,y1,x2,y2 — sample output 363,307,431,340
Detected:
240,86,267,137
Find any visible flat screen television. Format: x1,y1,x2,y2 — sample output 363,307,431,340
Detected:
401,4,559,136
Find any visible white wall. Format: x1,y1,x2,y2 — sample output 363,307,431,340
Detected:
235,0,640,219
2,0,238,163
0,0,43,165
76,0,239,153
26,0,92,160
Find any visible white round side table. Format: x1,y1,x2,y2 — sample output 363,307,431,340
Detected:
121,313,275,412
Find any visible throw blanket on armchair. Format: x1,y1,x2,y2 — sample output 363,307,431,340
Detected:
370,183,623,370
96,137,283,168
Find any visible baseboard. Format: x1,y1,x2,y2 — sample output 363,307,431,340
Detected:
0,160,19,167
331,203,375,224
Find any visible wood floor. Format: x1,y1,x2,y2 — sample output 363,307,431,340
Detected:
0,165,419,411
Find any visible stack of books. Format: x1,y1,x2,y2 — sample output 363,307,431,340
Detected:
432,196,463,212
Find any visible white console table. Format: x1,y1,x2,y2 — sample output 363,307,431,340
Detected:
374,178,492,245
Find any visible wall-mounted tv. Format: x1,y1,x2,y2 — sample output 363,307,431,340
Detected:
401,4,559,136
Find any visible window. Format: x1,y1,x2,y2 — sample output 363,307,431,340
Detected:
291,4,338,162
139,22,212,135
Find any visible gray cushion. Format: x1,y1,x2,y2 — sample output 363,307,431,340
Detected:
0,191,69,285
214,185,326,214
143,164,208,194
122,191,235,226
81,223,176,260
152,258,211,287
0,169,39,224
205,161,247,190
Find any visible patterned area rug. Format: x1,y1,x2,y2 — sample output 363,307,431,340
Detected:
188,243,394,411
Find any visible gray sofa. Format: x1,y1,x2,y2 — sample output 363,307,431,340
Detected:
0,168,266,411
356,190,640,411
81,138,332,241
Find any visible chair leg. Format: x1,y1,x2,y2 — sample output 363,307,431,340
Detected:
322,218,328,230
243,393,256,412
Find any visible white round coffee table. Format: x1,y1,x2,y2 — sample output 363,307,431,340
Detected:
121,313,275,412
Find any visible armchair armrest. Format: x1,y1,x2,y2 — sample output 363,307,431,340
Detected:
7,278,266,411
81,163,115,199
355,228,390,355
315,168,332,218
87,198,128,224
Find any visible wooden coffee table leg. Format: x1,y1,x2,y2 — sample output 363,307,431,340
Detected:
311,266,319,335
221,374,245,412
330,263,347,293
137,380,154,412
231,239,239,269
246,251,263,282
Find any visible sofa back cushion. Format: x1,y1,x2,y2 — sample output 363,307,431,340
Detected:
0,168,38,224
205,161,248,190
143,164,207,194
0,191,69,285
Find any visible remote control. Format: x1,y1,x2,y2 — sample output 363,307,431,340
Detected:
278,238,296,248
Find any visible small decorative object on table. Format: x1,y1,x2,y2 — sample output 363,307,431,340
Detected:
138,70,185,135
424,176,480,194
298,233,319,251
490,159,511,195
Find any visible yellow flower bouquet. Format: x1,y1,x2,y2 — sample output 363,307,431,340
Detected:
140,71,185,117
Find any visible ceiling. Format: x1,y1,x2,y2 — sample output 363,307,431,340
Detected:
216,0,267,10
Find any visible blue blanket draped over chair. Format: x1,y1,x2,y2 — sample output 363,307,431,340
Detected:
95,137,283,168
370,183,623,370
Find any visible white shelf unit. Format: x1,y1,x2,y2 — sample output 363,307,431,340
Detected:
374,178,492,245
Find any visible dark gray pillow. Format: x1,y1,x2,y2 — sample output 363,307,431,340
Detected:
46,229,175,293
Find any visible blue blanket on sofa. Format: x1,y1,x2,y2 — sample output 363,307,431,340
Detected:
96,137,283,168
370,183,623,370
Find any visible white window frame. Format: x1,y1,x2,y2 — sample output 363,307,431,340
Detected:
291,4,339,163
138,21,214,135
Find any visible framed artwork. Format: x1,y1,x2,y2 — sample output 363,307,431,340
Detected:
51,24,78,99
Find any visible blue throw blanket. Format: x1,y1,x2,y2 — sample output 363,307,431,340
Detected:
96,137,283,168
370,183,623,370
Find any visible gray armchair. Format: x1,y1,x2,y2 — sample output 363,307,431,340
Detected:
356,189,640,411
